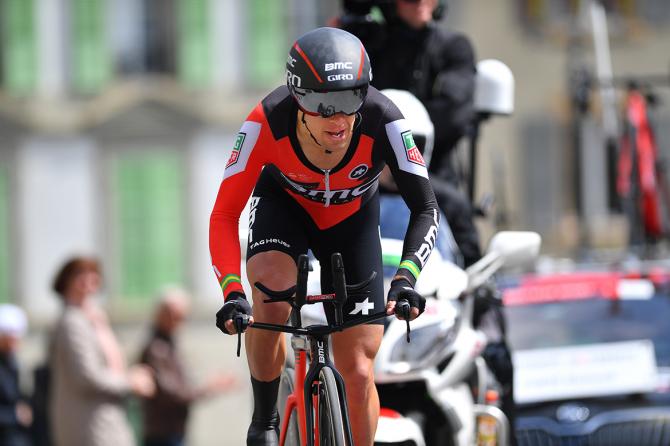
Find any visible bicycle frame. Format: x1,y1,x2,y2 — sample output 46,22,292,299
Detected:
279,343,307,445
253,311,388,446
240,253,392,446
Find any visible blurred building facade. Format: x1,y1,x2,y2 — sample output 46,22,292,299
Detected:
0,0,669,322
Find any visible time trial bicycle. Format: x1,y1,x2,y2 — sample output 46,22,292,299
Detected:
233,252,412,446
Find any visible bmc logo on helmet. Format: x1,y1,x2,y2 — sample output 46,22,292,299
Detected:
327,73,354,81
287,70,302,87
325,62,353,71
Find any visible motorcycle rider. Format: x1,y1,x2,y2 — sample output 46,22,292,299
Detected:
338,0,481,267
339,1,518,443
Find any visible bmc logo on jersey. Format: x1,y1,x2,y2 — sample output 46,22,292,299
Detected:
281,172,380,205
325,62,353,71
226,133,246,168
402,130,425,167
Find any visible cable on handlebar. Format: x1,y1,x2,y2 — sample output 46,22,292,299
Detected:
345,271,377,292
254,282,296,302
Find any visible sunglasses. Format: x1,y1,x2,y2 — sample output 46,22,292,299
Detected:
291,86,368,118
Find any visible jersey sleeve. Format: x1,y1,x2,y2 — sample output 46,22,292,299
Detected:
209,104,269,300
378,100,440,287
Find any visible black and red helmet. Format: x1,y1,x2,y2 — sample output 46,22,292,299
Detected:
286,27,372,118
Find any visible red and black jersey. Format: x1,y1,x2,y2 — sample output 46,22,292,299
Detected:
209,85,439,298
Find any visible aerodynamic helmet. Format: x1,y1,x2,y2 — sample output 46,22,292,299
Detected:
286,27,372,118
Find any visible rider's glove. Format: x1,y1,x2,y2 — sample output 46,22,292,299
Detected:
215,291,252,335
387,278,426,316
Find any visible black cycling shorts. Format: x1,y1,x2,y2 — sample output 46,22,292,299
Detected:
246,180,384,325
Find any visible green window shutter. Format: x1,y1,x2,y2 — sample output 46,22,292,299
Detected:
114,152,185,301
247,0,285,88
1,0,37,95
0,167,9,303
71,0,111,94
177,0,211,88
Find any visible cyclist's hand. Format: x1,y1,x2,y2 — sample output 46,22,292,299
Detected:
216,292,254,335
386,278,425,321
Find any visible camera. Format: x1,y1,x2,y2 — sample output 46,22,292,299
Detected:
342,0,395,16
341,0,447,21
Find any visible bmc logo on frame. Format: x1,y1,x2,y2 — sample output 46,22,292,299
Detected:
402,130,425,167
226,133,246,168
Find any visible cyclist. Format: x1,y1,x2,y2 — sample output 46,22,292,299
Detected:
210,27,439,446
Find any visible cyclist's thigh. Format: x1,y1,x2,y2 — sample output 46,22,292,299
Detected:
246,192,309,262
246,192,309,304
312,194,385,325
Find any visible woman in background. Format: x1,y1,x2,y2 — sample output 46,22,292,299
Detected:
50,256,155,446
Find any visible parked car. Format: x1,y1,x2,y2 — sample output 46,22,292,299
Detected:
499,266,670,445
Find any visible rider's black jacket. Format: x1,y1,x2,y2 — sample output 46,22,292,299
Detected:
345,17,476,177
344,16,481,266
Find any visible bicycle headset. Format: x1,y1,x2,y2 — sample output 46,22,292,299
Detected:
286,27,372,119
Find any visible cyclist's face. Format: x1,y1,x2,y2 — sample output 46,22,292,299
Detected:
397,0,437,29
302,112,356,153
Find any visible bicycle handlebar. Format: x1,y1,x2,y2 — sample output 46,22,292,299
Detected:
232,252,413,356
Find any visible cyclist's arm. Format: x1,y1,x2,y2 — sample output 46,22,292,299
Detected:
378,102,440,287
209,105,269,300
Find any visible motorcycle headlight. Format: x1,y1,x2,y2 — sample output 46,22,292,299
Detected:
388,320,454,366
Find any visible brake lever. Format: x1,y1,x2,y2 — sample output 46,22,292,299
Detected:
234,314,250,357
395,300,411,343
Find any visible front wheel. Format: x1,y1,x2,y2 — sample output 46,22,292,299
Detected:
317,367,347,446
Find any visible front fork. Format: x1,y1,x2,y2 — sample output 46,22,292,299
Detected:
303,334,354,446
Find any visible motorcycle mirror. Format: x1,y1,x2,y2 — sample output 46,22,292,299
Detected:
487,231,541,269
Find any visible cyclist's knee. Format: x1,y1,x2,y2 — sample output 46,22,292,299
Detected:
333,325,381,371
247,251,295,322
340,361,375,400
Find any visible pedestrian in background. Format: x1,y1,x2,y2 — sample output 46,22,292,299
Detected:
50,256,155,446
0,304,32,446
139,286,237,446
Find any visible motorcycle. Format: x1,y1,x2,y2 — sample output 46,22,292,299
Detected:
291,194,540,446
370,61,521,446
372,214,540,446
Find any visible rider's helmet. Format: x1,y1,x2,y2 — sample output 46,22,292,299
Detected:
381,89,435,166
474,59,514,116
286,27,372,118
